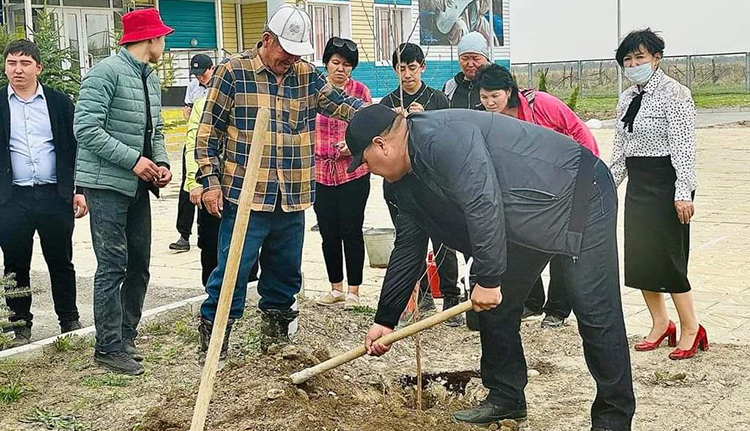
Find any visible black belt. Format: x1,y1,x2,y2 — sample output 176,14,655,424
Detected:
569,148,597,235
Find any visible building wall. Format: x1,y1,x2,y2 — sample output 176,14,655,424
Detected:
242,2,267,49
222,1,239,53
160,0,218,49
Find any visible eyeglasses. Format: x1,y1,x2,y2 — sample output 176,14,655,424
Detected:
331,37,357,52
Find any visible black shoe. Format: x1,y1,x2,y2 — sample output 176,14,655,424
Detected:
198,317,234,362
123,338,144,362
94,349,144,376
169,236,190,252
8,325,31,348
259,309,298,353
592,428,618,431
60,320,83,333
540,314,565,328
521,307,542,320
451,401,527,426
443,295,466,327
418,289,436,314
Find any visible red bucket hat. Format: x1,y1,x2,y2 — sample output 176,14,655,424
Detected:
119,8,174,45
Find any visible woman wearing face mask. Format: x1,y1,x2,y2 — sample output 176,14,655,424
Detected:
313,37,373,310
475,63,599,329
611,28,704,360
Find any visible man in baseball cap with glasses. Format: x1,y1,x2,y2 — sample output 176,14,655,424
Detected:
194,4,366,360
350,105,635,431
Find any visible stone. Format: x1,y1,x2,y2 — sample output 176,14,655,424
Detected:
464,378,489,403
527,369,540,378
267,388,285,400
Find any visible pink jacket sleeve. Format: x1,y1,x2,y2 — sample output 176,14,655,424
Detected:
533,92,600,158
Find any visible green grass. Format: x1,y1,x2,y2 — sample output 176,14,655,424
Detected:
572,92,750,120
0,380,29,404
52,334,74,352
693,93,750,109
20,406,91,431
81,374,132,388
348,305,377,317
174,319,198,344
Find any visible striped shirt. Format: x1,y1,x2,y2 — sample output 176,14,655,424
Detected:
314,78,372,186
195,45,365,211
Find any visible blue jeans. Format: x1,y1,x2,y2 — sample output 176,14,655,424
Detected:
479,161,635,431
200,200,304,321
85,185,151,352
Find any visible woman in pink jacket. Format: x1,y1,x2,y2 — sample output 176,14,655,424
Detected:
475,63,600,329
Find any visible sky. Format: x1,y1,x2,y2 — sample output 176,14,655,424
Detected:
510,0,750,63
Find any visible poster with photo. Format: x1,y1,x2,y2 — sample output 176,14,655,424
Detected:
419,0,504,47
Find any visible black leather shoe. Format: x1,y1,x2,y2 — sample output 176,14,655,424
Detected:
60,320,83,333
451,401,527,426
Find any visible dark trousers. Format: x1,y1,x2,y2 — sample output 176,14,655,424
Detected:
313,175,370,286
480,162,634,431
200,200,303,321
176,147,196,238
0,185,78,328
524,256,573,319
384,182,460,298
197,206,220,287
197,206,259,288
85,185,151,352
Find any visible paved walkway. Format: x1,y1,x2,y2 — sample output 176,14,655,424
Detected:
3,124,749,345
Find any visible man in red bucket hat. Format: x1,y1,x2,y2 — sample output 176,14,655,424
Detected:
73,8,174,376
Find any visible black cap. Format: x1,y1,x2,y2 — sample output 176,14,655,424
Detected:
345,104,399,173
190,54,213,76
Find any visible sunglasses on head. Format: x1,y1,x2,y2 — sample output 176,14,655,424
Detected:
331,37,357,52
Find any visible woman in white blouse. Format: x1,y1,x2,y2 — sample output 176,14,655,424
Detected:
611,29,706,360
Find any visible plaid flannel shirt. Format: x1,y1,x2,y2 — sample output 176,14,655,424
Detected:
314,78,372,186
195,45,364,211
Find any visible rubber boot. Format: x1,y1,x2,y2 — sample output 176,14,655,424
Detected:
260,309,299,353
198,317,234,363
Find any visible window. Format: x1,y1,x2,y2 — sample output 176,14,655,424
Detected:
374,6,410,65
307,3,344,63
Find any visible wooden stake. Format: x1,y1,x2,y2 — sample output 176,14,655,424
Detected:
414,304,422,410
290,301,473,385
189,108,271,431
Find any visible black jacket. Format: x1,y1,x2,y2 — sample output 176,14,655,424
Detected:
442,72,483,110
0,84,77,205
375,109,598,328
380,83,450,111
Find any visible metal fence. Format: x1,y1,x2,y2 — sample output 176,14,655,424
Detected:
511,52,750,99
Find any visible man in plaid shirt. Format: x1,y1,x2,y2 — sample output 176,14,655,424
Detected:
195,5,365,358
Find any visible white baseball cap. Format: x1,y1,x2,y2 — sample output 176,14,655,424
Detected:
266,5,314,56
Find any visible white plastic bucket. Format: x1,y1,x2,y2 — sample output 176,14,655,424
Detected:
363,228,396,268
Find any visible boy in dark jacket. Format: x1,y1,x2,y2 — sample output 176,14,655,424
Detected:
348,105,634,431
379,43,463,326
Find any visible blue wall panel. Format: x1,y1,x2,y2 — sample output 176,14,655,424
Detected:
320,59,511,98
161,0,217,49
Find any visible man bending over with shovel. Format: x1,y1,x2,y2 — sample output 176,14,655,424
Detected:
349,105,635,431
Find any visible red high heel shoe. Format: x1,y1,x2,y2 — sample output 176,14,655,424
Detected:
669,325,709,360
634,321,677,351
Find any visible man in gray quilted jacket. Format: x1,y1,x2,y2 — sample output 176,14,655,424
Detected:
73,8,173,376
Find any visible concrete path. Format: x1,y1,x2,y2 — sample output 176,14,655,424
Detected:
2,123,749,346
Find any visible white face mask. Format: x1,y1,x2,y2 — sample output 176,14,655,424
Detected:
623,62,655,85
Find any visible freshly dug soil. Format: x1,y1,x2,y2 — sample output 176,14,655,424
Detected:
1,299,749,431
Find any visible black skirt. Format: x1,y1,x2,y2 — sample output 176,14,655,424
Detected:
624,156,692,293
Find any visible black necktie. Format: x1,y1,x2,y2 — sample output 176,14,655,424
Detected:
621,91,645,133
